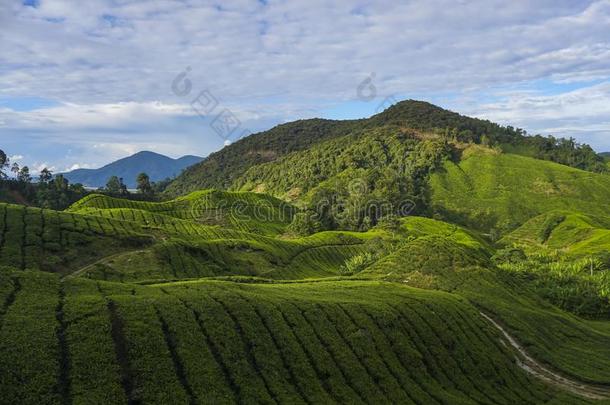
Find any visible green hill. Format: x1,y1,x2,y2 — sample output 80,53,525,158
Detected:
429,148,610,233
360,217,610,385
69,190,296,236
2,190,610,402
231,126,446,202
0,203,151,274
502,210,610,257
164,119,362,195
167,100,605,197
494,210,610,318
34,191,383,282
0,269,588,404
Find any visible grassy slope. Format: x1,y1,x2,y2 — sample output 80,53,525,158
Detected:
497,211,610,319
364,217,610,385
1,190,610,402
430,149,610,233
0,202,152,274
503,210,610,256
69,190,295,236
64,192,387,282
0,270,583,404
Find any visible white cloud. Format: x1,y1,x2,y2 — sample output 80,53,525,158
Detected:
2,0,608,103
64,163,90,172
0,101,195,129
2,0,610,168
468,81,610,150
31,162,57,175
9,154,23,161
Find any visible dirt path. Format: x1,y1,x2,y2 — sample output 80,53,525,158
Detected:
479,312,610,400
63,250,147,280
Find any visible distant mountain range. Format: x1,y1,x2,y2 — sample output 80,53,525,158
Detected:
62,151,203,188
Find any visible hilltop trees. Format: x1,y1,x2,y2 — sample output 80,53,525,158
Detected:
103,176,130,196
519,135,607,172
17,166,31,183
136,172,152,195
39,168,53,183
0,149,87,209
105,176,122,194
11,163,20,178
4,161,33,184
36,169,87,210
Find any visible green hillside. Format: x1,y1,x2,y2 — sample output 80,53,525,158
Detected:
2,188,610,403
494,211,610,318
167,100,604,197
231,126,446,202
164,118,362,195
363,217,610,383
0,203,151,274
0,270,589,404
430,148,610,233
69,190,296,236
23,192,385,282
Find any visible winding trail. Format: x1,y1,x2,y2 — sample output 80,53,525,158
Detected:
479,312,610,400
64,250,147,280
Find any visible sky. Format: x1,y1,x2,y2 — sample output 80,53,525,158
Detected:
1,0,610,174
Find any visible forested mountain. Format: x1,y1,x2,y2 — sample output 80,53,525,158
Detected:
62,151,202,188
166,100,605,196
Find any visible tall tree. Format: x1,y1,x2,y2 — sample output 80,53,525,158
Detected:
39,168,53,184
0,149,7,179
105,176,121,194
119,177,128,195
54,174,68,191
11,162,20,178
17,166,31,183
136,172,152,195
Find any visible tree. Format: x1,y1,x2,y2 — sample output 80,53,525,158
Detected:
152,177,172,194
39,168,53,184
136,172,152,195
54,174,68,191
69,183,85,194
106,176,121,194
119,178,128,195
11,162,20,178
287,211,322,236
0,149,7,179
17,166,31,183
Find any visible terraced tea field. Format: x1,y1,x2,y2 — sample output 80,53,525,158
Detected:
430,151,610,233
0,271,590,404
1,190,609,404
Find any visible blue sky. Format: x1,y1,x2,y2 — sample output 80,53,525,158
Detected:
1,0,610,174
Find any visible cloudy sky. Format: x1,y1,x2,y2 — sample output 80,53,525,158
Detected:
1,0,610,174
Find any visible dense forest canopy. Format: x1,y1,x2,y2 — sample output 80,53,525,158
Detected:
166,100,606,197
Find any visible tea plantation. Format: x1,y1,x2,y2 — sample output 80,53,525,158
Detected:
0,271,590,404
1,184,609,404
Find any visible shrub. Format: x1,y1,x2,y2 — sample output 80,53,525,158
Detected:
339,252,376,275
286,211,321,236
